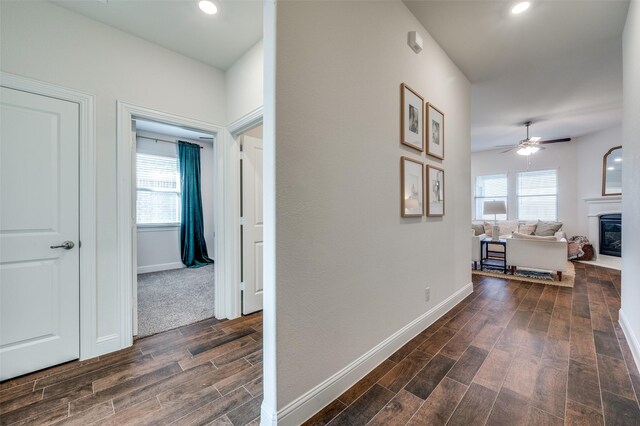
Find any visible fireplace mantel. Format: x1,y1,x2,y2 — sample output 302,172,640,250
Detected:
583,196,622,257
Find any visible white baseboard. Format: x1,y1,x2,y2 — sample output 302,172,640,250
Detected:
619,309,640,372
266,282,474,426
137,262,185,274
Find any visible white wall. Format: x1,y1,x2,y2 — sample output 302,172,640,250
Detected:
0,1,226,347
135,132,215,274
270,0,471,419
576,126,623,234
470,125,622,239
226,39,264,124
621,0,640,370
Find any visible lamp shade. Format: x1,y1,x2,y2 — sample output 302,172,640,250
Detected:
484,200,506,215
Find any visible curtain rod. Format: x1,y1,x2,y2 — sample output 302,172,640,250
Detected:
138,135,204,149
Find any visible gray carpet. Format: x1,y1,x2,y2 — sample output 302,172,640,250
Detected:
137,265,215,337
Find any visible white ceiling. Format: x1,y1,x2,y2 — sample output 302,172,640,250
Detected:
53,0,263,71
404,0,629,152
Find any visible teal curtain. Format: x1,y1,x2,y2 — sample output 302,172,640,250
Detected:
178,141,213,268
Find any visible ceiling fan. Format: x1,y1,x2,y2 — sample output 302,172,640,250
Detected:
498,121,571,155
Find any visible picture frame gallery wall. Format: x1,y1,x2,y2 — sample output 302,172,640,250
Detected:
400,83,446,218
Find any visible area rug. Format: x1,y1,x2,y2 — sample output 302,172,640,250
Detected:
137,265,215,337
472,261,575,287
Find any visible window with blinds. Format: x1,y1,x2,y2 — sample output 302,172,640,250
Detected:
136,153,181,225
517,169,557,221
475,174,508,220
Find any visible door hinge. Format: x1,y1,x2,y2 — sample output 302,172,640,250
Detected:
240,282,245,291
239,152,245,160
240,217,245,226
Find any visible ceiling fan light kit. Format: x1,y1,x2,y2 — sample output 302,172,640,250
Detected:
500,121,571,156
517,145,540,156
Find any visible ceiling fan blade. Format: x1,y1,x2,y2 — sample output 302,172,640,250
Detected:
501,147,517,153
538,138,571,144
495,144,516,147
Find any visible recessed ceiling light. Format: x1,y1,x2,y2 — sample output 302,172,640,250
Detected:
511,1,531,15
199,0,218,15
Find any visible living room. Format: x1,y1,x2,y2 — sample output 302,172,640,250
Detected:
471,124,623,283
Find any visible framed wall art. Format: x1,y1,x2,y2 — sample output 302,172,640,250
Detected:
426,103,444,159
401,83,424,152
426,165,444,217
401,157,424,217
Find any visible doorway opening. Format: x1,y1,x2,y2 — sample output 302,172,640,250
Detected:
133,118,217,337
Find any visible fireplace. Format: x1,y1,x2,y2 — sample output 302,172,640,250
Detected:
599,214,622,257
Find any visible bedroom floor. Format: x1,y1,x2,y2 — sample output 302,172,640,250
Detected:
137,265,215,337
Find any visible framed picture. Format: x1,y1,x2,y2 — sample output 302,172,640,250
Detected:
401,157,424,217
427,103,445,160
427,165,444,216
401,83,424,152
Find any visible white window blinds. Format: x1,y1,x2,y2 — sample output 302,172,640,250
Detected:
517,169,557,221
475,174,508,220
136,153,181,225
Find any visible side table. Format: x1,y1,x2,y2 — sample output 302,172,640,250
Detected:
480,238,507,274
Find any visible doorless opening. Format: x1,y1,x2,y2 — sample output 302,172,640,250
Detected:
132,118,217,338
116,102,228,346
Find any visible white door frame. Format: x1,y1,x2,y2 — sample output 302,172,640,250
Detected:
228,107,264,316
0,72,98,360
116,102,243,346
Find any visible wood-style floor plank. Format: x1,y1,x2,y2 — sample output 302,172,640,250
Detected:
405,377,467,426
485,387,529,426
367,389,422,426
446,383,497,426
327,384,395,426
404,354,456,400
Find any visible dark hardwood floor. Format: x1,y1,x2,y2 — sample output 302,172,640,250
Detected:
305,263,640,426
0,313,263,425
2,263,638,425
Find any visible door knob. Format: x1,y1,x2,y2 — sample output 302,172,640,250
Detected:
50,241,75,250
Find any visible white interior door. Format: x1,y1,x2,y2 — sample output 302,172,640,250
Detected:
241,135,263,314
0,87,80,381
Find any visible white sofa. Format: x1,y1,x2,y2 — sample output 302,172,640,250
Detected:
506,234,568,281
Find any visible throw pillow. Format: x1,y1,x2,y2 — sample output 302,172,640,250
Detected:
568,241,580,260
472,223,485,236
535,221,563,236
498,220,518,237
483,221,493,237
512,232,557,241
518,222,537,235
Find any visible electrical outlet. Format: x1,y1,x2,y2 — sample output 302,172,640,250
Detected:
425,287,431,302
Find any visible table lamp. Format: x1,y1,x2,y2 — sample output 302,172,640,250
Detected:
484,200,506,241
